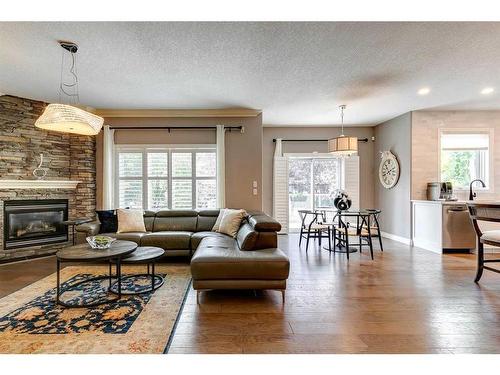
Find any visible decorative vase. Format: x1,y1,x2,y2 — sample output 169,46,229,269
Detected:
333,190,352,211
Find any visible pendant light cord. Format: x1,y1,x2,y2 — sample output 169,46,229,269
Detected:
339,104,346,137
59,49,80,105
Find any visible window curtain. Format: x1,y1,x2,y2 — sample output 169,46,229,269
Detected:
216,125,226,208
273,138,289,233
102,125,115,210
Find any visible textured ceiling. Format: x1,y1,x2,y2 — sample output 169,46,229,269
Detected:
1,22,500,126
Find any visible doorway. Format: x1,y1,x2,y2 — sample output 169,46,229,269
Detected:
288,156,342,231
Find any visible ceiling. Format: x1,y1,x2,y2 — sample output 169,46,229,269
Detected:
1,22,500,126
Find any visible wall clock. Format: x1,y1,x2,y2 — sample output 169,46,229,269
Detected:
379,150,400,189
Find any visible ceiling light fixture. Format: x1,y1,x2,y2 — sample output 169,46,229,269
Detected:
481,87,495,95
328,105,358,157
418,87,431,96
35,41,103,136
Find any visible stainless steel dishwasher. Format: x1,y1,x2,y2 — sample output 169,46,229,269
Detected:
442,204,476,251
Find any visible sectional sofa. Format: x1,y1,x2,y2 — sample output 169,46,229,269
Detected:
76,209,290,301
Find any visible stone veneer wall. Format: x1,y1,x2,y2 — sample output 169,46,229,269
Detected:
0,95,96,262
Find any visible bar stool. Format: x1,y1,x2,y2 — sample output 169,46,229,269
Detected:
467,203,500,282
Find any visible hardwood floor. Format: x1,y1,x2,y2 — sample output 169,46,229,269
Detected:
0,256,62,299
170,235,500,354
1,236,499,354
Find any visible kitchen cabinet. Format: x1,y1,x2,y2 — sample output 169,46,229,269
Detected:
411,200,476,253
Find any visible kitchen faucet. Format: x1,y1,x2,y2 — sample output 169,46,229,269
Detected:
469,179,486,201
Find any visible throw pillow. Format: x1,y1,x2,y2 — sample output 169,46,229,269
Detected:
96,210,118,234
212,209,226,232
116,209,146,233
217,209,247,238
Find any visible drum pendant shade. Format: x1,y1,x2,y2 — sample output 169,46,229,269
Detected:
328,105,358,156
328,136,358,156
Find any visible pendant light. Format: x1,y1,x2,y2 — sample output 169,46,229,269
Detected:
35,41,103,136
328,104,358,156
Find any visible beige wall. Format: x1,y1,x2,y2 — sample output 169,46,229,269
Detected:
96,114,263,211
373,113,412,239
262,126,375,216
411,111,500,201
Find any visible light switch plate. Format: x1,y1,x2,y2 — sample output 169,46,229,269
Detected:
252,188,258,196
253,181,258,188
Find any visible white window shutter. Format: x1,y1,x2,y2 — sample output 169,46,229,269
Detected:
343,155,360,210
273,156,289,234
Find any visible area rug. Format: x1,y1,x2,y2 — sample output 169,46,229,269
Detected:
0,264,191,353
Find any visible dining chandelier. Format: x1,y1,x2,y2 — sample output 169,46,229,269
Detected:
35,41,103,136
327,105,358,156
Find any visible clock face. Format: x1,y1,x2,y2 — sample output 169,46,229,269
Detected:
379,153,400,189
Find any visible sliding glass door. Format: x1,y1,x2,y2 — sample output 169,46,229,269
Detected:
288,156,341,231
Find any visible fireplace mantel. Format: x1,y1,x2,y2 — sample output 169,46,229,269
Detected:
0,180,81,189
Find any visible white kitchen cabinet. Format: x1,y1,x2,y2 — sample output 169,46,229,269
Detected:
411,200,476,254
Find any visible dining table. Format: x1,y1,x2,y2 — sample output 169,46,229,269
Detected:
315,207,381,259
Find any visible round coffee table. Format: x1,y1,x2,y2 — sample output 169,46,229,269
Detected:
55,240,137,308
109,246,165,295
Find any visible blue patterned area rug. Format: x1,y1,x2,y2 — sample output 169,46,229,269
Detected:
0,264,191,353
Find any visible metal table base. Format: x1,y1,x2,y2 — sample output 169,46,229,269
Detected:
109,263,164,295
56,258,123,308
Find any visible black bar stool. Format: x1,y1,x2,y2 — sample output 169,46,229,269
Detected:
467,203,500,282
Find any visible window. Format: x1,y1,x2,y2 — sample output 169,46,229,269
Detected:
116,146,217,210
440,130,491,190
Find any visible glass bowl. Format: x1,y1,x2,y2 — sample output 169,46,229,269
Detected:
86,235,116,249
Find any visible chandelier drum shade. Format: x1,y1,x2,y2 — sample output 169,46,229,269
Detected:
328,104,358,156
328,136,358,155
35,41,103,136
35,104,103,136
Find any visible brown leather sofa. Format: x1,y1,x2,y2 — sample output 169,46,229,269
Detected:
76,209,290,300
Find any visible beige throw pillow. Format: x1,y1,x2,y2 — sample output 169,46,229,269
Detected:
116,209,146,233
212,209,226,232
215,209,247,238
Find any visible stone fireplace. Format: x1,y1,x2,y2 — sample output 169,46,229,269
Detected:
0,95,96,262
3,199,69,250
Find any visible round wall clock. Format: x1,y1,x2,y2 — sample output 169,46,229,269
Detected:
379,150,400,189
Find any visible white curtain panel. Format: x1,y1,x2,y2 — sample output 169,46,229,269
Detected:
102,125,115,210
273,138,289,233
216,125,226,208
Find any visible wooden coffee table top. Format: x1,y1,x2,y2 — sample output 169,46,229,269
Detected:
121,246,165,263
56,240,138,261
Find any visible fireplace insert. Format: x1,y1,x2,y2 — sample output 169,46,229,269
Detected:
3,199,68,250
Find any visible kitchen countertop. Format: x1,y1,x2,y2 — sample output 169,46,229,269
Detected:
411,200,468,205
412,199,500,205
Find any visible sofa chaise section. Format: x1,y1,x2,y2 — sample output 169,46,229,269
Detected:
191,236,289,301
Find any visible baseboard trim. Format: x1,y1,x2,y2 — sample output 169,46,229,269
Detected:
380,231,411,245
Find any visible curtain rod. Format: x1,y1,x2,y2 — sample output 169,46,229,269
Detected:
108,125,244,133
272,138,369,143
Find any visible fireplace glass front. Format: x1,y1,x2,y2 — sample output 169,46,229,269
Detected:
3,199,68,250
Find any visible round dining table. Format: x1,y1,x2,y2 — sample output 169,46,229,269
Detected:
315,208,381,259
